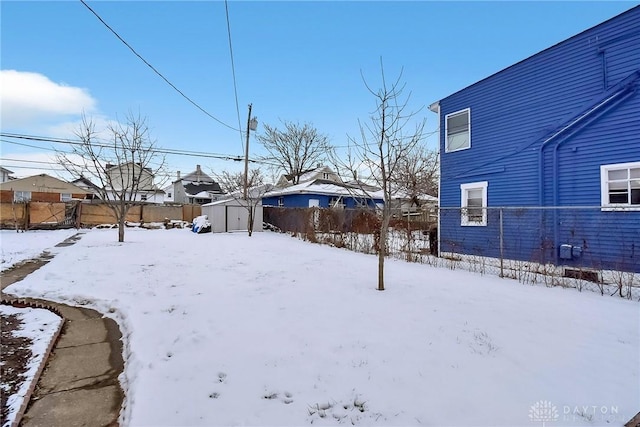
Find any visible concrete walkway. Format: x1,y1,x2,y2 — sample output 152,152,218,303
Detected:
1,233,125,427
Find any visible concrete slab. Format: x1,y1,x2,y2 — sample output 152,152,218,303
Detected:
2,233,125,427
22,385,121,427
57,318,109,348
38,342,113,393
53,305,104,321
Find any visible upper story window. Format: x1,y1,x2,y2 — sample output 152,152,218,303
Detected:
445,108,470,152
278,197,284,207
140,194,148,201
60,193,72,202
322,172,330,179
460,181,487,226
14,191,31,202
601,161,640,210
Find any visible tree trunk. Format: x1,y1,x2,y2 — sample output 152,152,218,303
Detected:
247,206,254,237
117,203,126,242
377,214,391,291
118,217,125,242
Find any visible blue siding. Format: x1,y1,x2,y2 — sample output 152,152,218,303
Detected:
437,6,640,272
262,193,381,209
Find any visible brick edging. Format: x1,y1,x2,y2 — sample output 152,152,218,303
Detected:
1,297,66,427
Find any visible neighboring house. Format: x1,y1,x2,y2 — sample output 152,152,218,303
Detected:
0,167,14,183
430,6,640,272
104,162,165,204
262,179,383,209
0,174,89,202
276,165,342,187
388,189,439,221
70,176,101,200
172,165,224,205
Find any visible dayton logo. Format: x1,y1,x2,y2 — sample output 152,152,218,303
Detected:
529,400,559,426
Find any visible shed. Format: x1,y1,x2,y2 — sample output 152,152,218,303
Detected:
201,198,263,233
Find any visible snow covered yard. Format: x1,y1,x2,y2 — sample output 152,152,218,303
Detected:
1,229,79,271
3,228,638,426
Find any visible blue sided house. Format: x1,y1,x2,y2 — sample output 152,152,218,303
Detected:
430,6,640,273
262,178,383,209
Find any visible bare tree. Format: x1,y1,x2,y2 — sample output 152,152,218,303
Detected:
335,63,426,291
57,112,166,242
217,168,271,237
257,121,330,185
394,145,439,204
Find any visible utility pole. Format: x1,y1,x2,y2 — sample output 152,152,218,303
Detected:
243,103,257,200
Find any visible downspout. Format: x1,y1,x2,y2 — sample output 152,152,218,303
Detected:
429,101,441,257
538,84,636,263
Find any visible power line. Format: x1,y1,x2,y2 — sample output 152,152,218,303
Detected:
0,133,277,166
0,164,67,172
79,0,239,132
224,0,246,154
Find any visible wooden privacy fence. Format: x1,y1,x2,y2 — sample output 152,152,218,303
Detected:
0,201,202,229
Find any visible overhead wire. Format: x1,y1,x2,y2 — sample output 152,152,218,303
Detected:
79,0,239,132
0,133,278,166
224,0,247,154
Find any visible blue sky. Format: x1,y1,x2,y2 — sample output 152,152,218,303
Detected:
1,1,637,182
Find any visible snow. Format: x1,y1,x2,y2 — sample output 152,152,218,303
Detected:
3,228,639,426
0,305,63,427
1,229,78,271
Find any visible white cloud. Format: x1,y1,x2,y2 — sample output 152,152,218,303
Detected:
46,115,116,140
0,70,97,128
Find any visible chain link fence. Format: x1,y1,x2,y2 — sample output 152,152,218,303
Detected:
263,206,639,300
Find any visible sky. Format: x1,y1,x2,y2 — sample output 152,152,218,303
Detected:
3,227,639,426
1,1,638,184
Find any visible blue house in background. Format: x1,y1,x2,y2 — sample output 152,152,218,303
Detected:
430,6,640,273
262,178,383,209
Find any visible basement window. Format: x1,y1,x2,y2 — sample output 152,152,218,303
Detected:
564,268,600,284
601,161,640,210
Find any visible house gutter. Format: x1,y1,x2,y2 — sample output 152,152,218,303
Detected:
429,101,442,257
537,73,638,263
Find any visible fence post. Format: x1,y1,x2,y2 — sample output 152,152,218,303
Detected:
499,208,504,278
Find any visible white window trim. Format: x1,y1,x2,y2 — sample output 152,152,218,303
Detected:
60,193,72,202
460,181,487,226
600,161,640,211
445,108,471,153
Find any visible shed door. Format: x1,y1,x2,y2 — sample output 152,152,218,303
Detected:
309,199,320,208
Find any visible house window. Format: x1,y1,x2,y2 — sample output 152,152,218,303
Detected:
601,162,640,209
329,196,345,209
445,108,470,152
14,191,31,202
141,194,148,201
167,192,172,198
322,172,330,179
460,181,487,226
278,197,284,207
60,193,72,202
